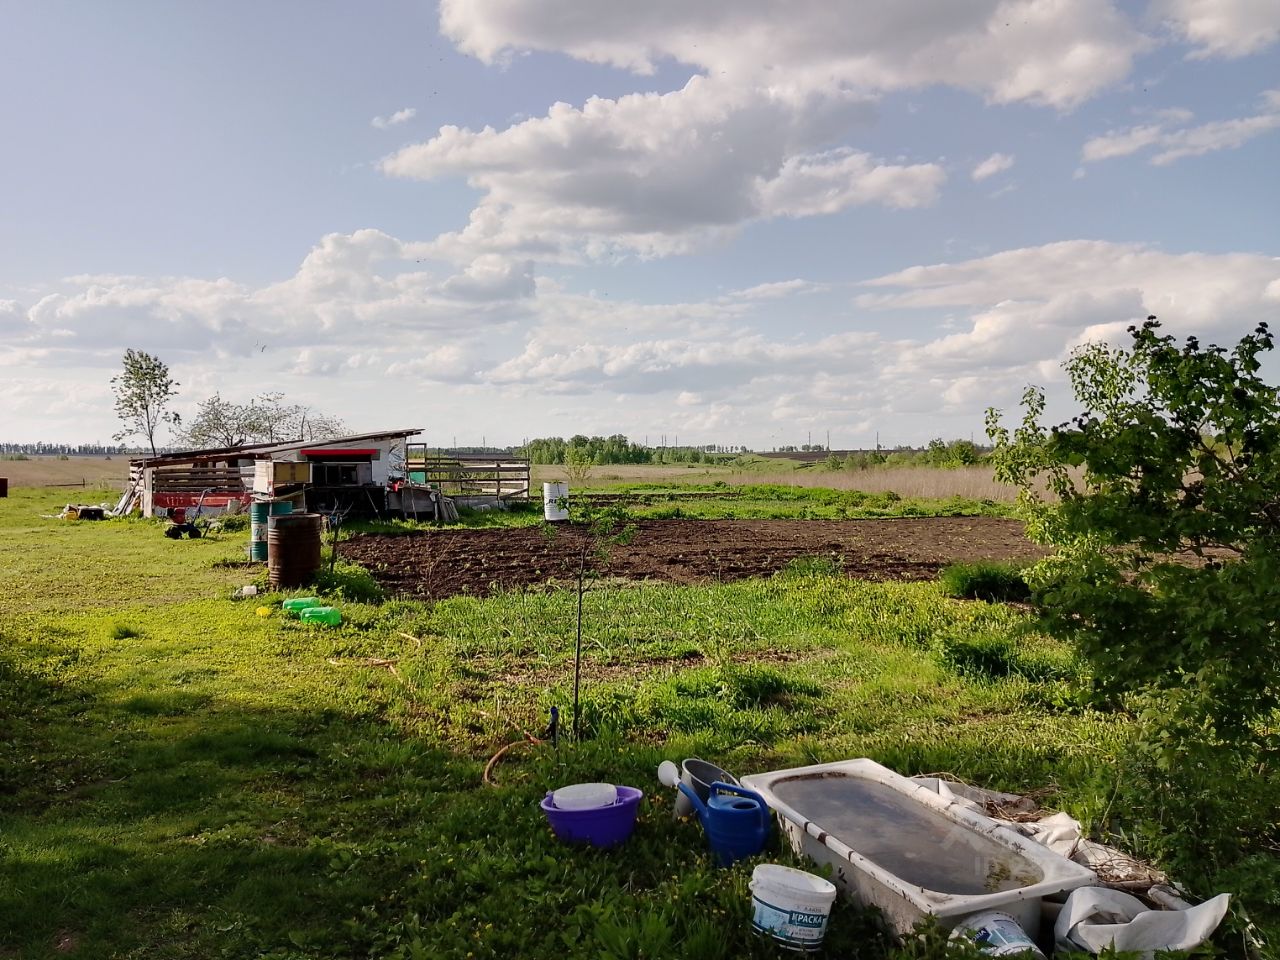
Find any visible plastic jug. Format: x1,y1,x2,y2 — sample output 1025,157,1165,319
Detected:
282,596,321,615
678,780,771,867
671,757,740,819
300,606,341,626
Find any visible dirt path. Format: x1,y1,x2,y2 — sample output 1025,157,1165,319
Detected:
341,517,1043,601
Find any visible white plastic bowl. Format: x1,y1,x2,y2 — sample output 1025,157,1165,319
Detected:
552,782,618,810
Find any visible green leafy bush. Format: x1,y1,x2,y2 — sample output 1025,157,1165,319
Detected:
988,317,1280,899
313,557,385,603
216,513,250,532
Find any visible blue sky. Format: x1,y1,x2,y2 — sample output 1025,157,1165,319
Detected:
2,0,1278,447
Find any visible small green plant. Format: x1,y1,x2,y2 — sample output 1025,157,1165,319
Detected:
552,500,635,740
217,513,250,532
939,561,1030,602
778,555,844,578
109,622,140,640
313,557,385,603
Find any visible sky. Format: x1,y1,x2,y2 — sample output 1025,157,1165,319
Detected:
2,0,1278,449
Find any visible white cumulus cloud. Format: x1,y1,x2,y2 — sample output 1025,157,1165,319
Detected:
439,0,1148,109
971,152,1016,180
384,77,943,261
371,107,417,129
1150,0,1280,58
384,0,1156,263
6,234,1278,447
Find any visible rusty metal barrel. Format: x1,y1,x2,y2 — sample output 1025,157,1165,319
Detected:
267,512,323,589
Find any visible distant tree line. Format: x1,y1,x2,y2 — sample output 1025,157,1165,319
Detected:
826,438,986,470
519,435,745,466
0,442,140,456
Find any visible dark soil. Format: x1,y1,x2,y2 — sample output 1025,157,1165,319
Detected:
341,518,1044,602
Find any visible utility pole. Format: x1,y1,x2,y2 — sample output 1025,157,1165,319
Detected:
826,429,830,451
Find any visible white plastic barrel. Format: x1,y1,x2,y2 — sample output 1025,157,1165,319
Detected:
543,481,569,521
750,864,837,952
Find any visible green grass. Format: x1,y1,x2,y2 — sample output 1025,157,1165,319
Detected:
0,487,1256,958
938,561,1032,603
339,482,1010,536
575,482,1013,521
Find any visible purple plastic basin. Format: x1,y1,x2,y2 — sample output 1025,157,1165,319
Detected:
541,785,643,848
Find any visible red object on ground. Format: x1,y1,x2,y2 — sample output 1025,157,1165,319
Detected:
170,507,187,523
153,492,251,509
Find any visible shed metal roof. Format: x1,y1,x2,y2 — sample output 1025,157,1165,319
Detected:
131,428,421,466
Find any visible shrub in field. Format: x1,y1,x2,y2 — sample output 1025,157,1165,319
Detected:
216,513,250,532
938,561,1030,603
314,557,385,603
563,445,594,483
988,318,1280,896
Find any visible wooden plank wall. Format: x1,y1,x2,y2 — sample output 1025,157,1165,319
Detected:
404,451,530,499
152,466,247,491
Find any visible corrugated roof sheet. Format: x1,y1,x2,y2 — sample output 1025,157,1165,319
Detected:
131,428,421,466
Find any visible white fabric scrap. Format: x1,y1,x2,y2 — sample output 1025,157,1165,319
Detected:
1054,887,1230,957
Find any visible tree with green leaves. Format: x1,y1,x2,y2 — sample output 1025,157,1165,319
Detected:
178,392,346,449
110,349,180,456
987,317,1280,878
563,445,594,483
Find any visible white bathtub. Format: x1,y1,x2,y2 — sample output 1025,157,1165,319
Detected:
741,759,1096,937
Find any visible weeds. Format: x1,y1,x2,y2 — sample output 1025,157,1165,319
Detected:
939,561,1031,602
313,555,385,603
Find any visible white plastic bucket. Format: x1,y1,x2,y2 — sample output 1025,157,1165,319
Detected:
750,864,837,952
951,911,1045,958
543,482,569,521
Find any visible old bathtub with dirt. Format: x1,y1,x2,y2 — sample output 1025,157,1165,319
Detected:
741,759,1096,937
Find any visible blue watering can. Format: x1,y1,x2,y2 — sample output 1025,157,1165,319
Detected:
677,780,771,867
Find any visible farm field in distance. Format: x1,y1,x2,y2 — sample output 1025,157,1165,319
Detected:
0,455,128,490
2,453,1015,504
0,480,1255,958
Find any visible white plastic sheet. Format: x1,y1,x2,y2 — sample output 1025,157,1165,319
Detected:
1054,887,1230,957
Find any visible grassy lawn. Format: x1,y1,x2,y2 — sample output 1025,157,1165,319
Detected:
571,482,1014,521
0,486,1231,958
534,460,1018,502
